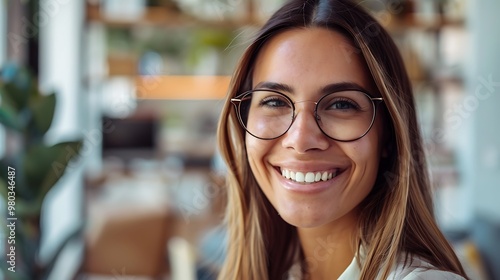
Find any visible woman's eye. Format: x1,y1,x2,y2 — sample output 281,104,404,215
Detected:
260,97,290,108
330,100,359,110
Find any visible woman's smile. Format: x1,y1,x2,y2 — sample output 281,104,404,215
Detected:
275,164,349,194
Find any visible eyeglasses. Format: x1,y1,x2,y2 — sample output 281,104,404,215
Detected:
231,89,383,142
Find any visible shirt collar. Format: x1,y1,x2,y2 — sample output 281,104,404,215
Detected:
337,256,361,280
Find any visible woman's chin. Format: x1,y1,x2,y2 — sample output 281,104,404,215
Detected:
276,207,330,229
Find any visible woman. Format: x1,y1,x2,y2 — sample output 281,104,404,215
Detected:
216,0,468,279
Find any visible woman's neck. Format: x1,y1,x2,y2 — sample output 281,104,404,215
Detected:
297,213,359,280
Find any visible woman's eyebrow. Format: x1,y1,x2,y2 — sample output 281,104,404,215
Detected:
253,81,294,93
320,82,370,95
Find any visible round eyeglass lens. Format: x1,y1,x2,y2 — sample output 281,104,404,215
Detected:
316,90,376,141
237,90,294,139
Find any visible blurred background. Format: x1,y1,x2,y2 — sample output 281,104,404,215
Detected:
0,0,499,279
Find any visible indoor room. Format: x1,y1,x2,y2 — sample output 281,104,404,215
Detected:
0,0,499,279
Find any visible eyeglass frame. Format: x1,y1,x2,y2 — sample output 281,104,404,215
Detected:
230,88,384,142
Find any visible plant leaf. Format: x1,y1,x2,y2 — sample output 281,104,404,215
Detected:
29,92,56,136
22,141,83,202
0,87,22,130
0,178,7,200
0,105,20,130
39,141,83,200
1,69,32,111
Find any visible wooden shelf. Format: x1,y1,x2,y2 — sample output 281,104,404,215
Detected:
135,75,231,100
386,14,465,33
86,4,261,28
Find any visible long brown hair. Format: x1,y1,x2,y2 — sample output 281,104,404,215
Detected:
217,0,467,279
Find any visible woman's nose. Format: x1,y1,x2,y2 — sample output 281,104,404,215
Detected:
281,107,330,153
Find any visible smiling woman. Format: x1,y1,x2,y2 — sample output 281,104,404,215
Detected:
216,0,469,280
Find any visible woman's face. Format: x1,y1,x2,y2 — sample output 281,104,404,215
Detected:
246,27,385,229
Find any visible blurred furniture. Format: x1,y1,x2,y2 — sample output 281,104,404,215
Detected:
80,160,225,280
83,206,173,278
81,169,174,279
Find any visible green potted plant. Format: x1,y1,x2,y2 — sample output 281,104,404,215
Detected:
0,63,83,279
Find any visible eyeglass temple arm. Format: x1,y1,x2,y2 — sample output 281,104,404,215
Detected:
231,96,252,104
372,97,383,106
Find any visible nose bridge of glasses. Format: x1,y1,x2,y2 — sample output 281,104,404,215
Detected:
293,99,318,106
295,99,321,119
289,99,320,127
290,100,323,132
292,99,318,116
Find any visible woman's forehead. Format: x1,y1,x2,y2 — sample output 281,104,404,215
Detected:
251,27,376,96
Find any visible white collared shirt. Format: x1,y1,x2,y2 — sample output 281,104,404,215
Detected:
287,253,466,280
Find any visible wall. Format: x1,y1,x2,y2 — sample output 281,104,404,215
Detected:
460,0,500,223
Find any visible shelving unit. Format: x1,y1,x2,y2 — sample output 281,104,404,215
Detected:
86,2,262,28
83,1,262,100
80,2,246,278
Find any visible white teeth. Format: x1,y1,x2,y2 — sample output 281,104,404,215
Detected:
295,172,305,183
305,172,315,183
314,172,321,182
321,172,328,181
281,168,338,183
